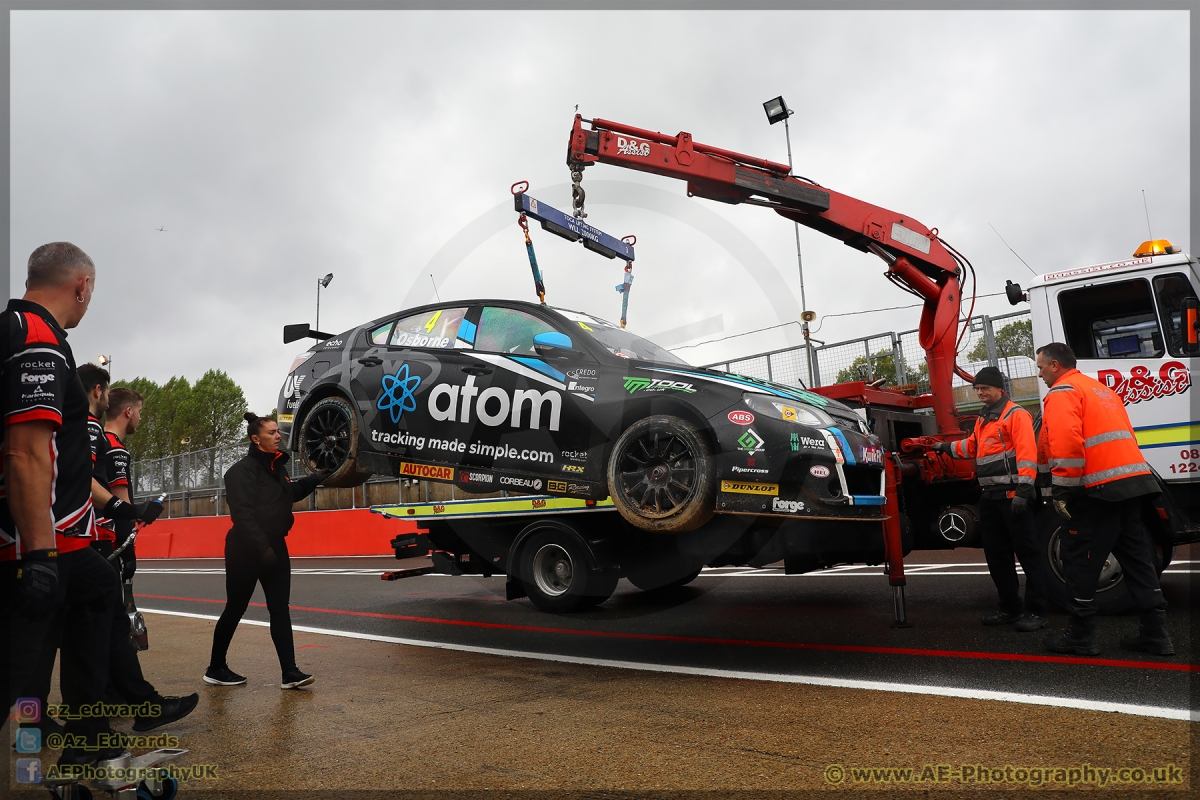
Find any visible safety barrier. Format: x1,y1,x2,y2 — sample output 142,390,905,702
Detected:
136,508,417,559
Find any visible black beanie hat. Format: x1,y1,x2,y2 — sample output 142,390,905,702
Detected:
972,366,1007,390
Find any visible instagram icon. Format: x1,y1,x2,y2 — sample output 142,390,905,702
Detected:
15,697,41,723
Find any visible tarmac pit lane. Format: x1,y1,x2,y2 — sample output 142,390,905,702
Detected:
6,613,1192,795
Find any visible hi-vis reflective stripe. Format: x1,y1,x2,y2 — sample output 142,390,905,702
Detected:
978,475,1016,486
1082,462,1152,485
372,496,614,520
1052,475,1083,486
1050,458,1085,468
976,450,1016,465
1047,384,1076,394
1083,430,1135,448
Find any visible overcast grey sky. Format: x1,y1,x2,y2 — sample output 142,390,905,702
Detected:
10,9,1189,414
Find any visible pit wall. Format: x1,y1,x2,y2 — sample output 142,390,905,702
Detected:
137,508,417,559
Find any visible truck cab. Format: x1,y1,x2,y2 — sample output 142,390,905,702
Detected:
1015,240,1199,531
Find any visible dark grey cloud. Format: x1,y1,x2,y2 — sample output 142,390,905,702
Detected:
10,10,1188,411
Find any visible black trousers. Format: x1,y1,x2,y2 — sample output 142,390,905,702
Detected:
7,546,116,740
23,542,157,712
210,535,296,672
979,495,1048,616
1061,495,1166,620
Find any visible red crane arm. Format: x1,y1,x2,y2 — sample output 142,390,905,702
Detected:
567,114,971,435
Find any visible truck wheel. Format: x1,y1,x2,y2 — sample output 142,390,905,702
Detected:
1036,507,1168,615
298,396,371,488
607,415,716,533
519,529,614,613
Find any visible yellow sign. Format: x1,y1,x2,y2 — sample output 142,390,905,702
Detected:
548,479,568,493
278,414,294,424
780,406,797,422
399,462,455,481
720,480,779,495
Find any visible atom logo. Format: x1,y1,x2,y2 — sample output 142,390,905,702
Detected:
377,363,422,424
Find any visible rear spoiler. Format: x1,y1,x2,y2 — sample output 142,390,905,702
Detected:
283,323,335,344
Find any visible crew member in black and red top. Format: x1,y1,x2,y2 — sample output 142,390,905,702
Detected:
78,363,117,556
19,372,199,732
1,243,140,765
98,386,198,728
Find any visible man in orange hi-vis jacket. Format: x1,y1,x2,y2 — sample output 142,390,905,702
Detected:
1035,342,1173,657
933,366,1046,631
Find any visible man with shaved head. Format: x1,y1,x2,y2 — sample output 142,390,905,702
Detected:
1,243,158,766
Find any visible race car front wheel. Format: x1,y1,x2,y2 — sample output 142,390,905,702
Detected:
607,415,716,533
298,395,371,488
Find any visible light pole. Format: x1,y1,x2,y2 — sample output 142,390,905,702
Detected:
763,96,817,387
98,354,112,379
316,273,334,332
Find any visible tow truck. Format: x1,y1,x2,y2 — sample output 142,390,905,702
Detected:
371,113,1198,617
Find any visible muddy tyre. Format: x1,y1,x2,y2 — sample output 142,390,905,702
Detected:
608,415,716,533
298,395,371,488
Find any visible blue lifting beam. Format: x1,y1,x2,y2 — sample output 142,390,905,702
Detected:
513,192,635,262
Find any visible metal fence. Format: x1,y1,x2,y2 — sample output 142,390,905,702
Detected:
704,310,1037,406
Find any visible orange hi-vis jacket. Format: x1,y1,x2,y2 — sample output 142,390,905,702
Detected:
948,397,1037,496
1041,368,1151,494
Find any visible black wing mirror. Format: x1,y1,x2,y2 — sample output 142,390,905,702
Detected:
1005,280,1026,306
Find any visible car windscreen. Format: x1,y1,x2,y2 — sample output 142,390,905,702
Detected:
553,308,689,365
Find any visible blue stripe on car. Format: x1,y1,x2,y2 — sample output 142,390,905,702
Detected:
511,357,566,382
643,367,830,407
850,495,886,506
826,426,857,465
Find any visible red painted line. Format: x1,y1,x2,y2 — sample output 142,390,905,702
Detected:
137,593,1199,673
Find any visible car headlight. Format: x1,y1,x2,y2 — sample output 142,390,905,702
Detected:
741,393,834,428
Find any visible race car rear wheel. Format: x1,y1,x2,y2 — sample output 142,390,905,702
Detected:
298,395,371,488
607,415,716,533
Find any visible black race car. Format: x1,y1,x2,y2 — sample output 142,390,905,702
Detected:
279,300,885,533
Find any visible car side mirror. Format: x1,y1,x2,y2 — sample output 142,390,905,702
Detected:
1182,296,1199,354
533,331,573,356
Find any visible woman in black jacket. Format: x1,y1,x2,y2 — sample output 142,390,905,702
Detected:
204,412,325,689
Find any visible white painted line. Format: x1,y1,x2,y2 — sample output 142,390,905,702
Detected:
141,608,1196,723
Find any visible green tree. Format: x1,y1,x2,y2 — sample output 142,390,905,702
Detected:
187,370,248,450
113,372,247,461
836,349,929,386
968,319,1033,363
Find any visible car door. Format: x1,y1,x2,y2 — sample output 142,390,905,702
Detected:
351,305,478,477
462,305,599,492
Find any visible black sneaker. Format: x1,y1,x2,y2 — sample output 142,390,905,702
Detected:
1015,614,1048,632
132,693,199,732
982,610,1022,626
281,669,315,689
203,665,247,686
